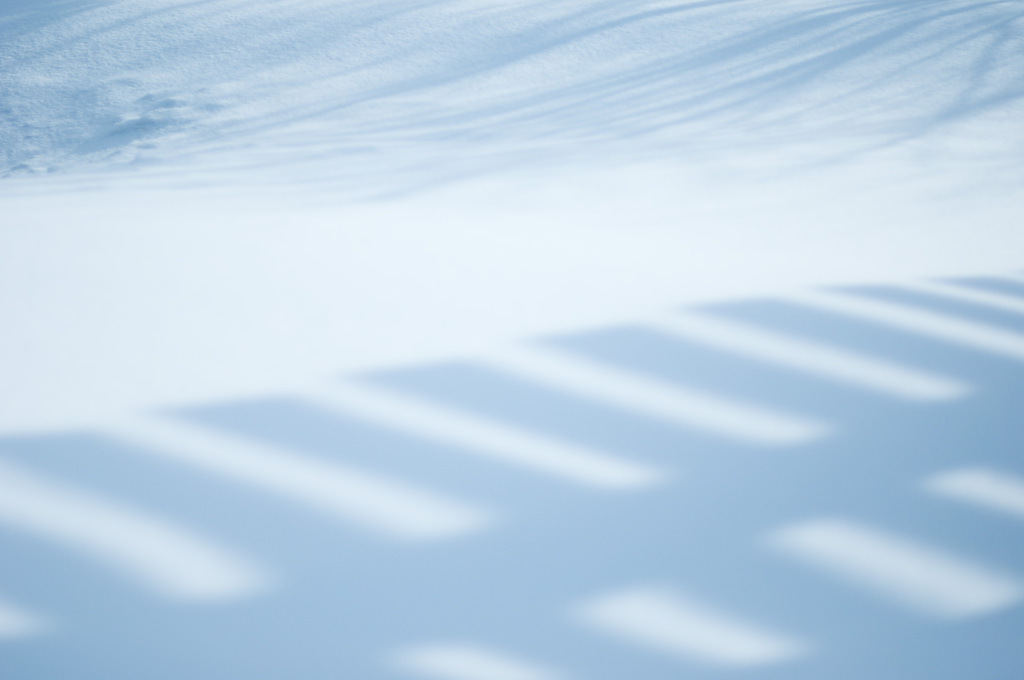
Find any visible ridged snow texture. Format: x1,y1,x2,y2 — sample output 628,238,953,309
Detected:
2,0,1022,182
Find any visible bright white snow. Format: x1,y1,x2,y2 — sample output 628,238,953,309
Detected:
1,0,1022,430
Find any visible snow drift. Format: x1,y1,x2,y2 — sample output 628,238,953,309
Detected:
2,0,1022,192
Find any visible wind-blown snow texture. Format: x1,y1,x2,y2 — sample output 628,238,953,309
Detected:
2,0,1023,191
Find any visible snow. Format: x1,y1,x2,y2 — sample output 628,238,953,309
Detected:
4,0,1023,183
2,0,1023,430
2,2,1024,678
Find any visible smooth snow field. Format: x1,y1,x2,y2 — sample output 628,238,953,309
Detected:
2,1,1024,679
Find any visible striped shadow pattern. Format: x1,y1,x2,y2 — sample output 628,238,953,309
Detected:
2,272,1024,680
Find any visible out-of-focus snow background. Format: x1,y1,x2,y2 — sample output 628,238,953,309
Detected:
2,0,1022,428
1,1,1024,679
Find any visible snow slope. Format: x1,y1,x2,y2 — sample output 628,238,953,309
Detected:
1,0,1022,428
2,0,1022,188
2,1,1024,679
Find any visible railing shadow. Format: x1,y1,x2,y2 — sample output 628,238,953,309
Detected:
2,275,1024,678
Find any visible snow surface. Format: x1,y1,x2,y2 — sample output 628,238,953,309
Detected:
2,0,1022,184
2,0,1022,430
3,2,1024,679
